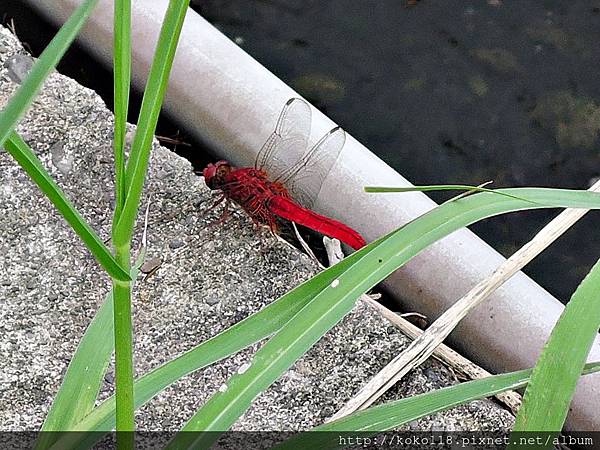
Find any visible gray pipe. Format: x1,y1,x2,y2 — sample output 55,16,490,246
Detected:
25,0,600,431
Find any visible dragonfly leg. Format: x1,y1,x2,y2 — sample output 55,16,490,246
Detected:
267,217,279,237
200,193,226,217
254,223,274,258
216,199,232,226
204,197,232,229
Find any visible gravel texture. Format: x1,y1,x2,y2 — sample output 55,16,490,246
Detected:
0,24,513,439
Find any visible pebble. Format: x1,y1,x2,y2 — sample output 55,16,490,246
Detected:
320,406,334,417
156,170,174,180
423,367,442,383
50,141,74,175
168,238,184,249
141,257,161,274
4,53,34,84
104,371,115,384
205,296,220,306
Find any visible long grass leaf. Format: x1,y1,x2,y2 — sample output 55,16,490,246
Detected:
113,0,190,245
510,258,600,442
3,132,130,281
365,184,501,193
166,188,600,449
110,2,189,444
365,184,538,203
0,0,98,147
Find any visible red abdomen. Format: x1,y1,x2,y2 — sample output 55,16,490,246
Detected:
268,196,366,250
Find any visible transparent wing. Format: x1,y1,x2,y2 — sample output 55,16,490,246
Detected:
255,98,312,180
280,126,346,209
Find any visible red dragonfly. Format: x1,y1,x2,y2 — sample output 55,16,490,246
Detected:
202,98,366,250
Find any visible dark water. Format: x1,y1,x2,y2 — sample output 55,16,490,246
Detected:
4,0,600,303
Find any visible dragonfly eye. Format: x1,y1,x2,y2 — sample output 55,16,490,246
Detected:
216,164,231,178
203,161,231,190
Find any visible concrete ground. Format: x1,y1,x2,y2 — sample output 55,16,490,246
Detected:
0,24,513,438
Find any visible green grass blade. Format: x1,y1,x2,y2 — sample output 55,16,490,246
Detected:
47,257,355,450
3,132,130,281
112,0,131,218
365,184,499,193
35,253,145,450
510,258,600,442
0,0,98,147
365,184,538,203
166,188,600,449
274,363,600,450
113,0,190,246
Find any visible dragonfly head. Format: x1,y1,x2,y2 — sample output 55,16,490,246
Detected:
203,160,232,190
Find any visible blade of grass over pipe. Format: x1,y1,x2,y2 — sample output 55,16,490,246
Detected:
274,363,600,450
3,132,130,281
46,255,358,450
167,188,600,449
112,0,131,218
50,188,600,450
365,184,503,193
0,0,98,147
365,184,540,203
510,258,600,443
113,0,190,246
35,254,145,450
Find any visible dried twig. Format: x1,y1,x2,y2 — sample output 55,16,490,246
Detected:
361,296,522,415
292,222,319,263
